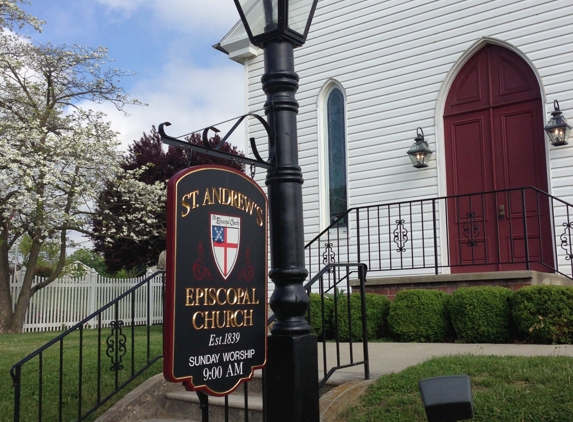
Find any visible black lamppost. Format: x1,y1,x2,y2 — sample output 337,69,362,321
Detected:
233,1,319,421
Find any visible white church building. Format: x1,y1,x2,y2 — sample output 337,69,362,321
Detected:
217,0,573,296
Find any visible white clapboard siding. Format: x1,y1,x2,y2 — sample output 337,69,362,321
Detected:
234,0,573,285
10,269,163,332
214,0,573,292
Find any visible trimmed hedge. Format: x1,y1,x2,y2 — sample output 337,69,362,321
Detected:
388,290,451,342
335,293,391,341
307,293,335,339
308,285,573,344
512,285,573,344
449,286,514,343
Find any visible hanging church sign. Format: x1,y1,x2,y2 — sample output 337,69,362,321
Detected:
164,165,268,396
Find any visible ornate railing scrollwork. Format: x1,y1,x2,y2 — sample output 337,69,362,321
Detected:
560,221,573,261
463,212,480,248
106,320,127,372
322,243,336,273
393,219,408,253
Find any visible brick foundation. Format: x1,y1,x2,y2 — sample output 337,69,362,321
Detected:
351,270,573,301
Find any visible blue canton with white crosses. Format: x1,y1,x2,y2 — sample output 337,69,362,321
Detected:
212,226,224,243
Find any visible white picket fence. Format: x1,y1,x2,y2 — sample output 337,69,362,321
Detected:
10,267,164,333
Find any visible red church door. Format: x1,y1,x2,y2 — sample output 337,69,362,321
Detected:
444,44,554,273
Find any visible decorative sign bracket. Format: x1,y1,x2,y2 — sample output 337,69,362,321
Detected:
158,113,275,171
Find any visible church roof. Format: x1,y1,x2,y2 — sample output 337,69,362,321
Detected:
213,20,261,64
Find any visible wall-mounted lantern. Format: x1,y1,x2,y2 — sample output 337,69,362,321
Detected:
544,100,571,146
407,127,433,168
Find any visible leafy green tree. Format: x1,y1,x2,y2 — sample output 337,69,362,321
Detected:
65,247,107,275
18,234,70,276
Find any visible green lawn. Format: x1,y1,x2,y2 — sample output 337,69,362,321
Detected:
4,331,573,422
339,355,573,422
1,326,163,422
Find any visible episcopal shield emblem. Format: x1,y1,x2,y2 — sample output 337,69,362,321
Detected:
210,214,241,279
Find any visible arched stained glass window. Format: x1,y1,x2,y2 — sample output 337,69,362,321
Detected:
326,87,347,225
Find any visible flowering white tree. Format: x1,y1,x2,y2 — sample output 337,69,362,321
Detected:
0,32,162,333
0,0,43,32
94,166,168,266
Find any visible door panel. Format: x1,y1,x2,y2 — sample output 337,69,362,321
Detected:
489,45,540,106
445,111,493,195
445,110,500,271
492,101,546,190
445,51,489,116
492,101,553,271
444,44,554,273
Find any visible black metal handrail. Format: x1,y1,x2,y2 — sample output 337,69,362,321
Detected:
306,187,573,282
304,263,370,388
10,270,165,422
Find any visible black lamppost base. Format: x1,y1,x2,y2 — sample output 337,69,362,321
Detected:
266,334,319,422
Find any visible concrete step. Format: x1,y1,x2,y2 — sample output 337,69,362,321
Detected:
165,390,263,422
96,357,365,422
138,419,197,422
161,371,345,422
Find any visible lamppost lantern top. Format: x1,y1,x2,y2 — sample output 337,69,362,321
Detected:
233,0,318,48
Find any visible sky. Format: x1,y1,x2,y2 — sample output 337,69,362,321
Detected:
18,0,248,151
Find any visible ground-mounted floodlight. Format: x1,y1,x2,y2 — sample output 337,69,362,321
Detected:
419,375,474,422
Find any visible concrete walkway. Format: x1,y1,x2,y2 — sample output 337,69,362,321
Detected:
320,341,573,384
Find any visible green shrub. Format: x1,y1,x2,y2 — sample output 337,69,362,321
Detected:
512,285,573,344
335,293,390,341
449,286,514,343
306,293,335,339
388,289,451,342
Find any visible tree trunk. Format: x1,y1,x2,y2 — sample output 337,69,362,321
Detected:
2,234,42,333
1,228,69,333
10,235,44,333
0,230,16,333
